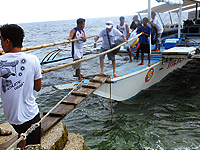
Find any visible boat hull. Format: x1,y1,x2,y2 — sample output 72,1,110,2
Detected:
94,58,191,101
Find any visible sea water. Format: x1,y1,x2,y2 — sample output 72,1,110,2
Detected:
1,14,200,149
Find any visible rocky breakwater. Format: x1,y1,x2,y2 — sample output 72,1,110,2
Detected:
0,122,88,150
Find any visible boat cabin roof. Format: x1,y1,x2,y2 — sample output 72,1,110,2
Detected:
137,0,200,13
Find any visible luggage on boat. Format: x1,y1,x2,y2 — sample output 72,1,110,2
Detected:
124,30,139,49
165,38,180,49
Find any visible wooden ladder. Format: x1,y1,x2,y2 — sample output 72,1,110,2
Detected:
0,74,110,150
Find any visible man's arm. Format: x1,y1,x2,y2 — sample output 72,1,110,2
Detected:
81,30,86,42
122,35,128,43
149,19,156,26
34,78,41,92
141,27,150,37
94,36,99,42
126,24,129,39
67,29,75,42
115,28,128,43
141,32,150,37
0,49,4,55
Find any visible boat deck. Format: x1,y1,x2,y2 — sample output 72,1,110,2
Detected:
111,42,199,78
105,58,160,78
108,46,164,78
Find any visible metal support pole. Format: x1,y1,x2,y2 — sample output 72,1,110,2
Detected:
138,13,142,22
110,83,113,122
168,12,173,24
158,13,164,26
148,0,151,54
176,12,179,18
195,3,198,25
178,4,182,38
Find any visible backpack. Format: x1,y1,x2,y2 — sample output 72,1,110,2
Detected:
151,26,157,45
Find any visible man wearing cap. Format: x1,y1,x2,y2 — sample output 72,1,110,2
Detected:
94,21,128,77
130,15,141,31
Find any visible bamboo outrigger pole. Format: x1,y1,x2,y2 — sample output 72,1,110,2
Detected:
41,33,142,74
21,35,97,52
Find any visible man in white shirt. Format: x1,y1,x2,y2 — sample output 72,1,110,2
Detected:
0,24,42,148
149,11,163,51
116,16,132,62
94,21,128,77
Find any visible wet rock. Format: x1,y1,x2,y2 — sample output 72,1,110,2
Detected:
63,133,88,150
0,122,88,150
41,121,68,150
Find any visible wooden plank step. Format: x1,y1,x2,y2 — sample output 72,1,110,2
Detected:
49,104,75,117
71,91,88,97
62,95,85,105
71,88,94,97
0,135,18,150
90,76,108,83
90,74,110,83
81,82,101,89
43,111,65,117
77,88,94,95
41,116,61,133
42,104,74,132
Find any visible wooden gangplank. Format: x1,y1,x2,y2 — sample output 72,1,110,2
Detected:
0,74,110,150
162,46,197,59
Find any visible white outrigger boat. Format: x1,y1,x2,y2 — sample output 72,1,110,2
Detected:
94,46,197,101
54,0,200,101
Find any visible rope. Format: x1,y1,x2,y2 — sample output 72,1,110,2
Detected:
41,33,142,74
6,81,83,150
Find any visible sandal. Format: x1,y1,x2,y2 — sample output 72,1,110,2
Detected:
113,73,117,77
78,79,84,82
98,72,104,75
0,128,12,136
73,74,84,77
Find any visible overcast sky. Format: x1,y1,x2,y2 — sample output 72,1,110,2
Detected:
0,0,161,24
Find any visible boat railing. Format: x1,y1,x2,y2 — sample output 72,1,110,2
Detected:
0,32,142,74
163,23,180,31
21,35,97,52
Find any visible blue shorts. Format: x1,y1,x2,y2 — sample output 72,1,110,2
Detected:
99,47,115,61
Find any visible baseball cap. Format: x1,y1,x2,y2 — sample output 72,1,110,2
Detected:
106,21,113,29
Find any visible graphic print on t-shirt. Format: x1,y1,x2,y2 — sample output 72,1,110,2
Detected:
119,27,125,34
76,31,84,44
0,58,26,93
